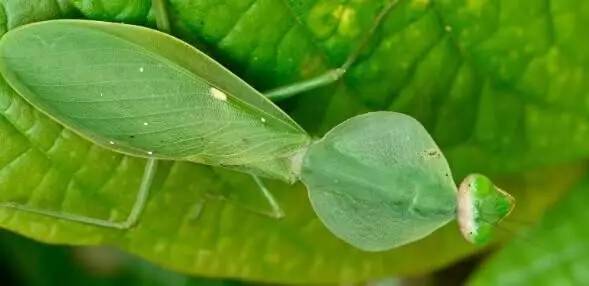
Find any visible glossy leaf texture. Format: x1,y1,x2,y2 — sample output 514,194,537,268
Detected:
0,0,588,284
0,20,309,181
468,171,589,285
302,112,456,251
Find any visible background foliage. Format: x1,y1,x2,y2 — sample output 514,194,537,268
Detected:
0,0,587,284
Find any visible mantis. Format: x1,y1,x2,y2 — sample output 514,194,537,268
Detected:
0,19,515,252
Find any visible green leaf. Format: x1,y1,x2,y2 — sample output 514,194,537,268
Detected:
468,171,589,285
0,0,588,284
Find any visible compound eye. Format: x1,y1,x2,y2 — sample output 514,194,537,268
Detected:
457,174,515,245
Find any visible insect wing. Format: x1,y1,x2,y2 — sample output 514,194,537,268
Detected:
0,20,309,168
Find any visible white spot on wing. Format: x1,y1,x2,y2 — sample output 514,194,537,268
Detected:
139,67,144,72
109,141,115,145
147,151,153,155
210,87,227,101
261,117,266,123
143,122,149,126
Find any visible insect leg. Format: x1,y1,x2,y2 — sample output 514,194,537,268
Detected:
152,0,171,33
0,158,158,230
188,198,206,221
263,68,346,101
264,0,401,101
250,175,285,219
116,158,158,229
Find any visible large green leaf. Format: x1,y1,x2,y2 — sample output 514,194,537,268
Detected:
468,170,589,285
0,0,588,284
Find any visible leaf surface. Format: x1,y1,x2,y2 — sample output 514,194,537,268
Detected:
0,0,587,283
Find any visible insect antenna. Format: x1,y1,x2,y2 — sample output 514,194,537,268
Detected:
478,206,538,229
495,218,536,230
482,217,551,253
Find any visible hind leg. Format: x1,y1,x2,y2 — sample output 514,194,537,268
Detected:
0,158,158,229
250,174,285,219
191,172,285,220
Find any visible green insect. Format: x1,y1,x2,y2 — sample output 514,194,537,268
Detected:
0,19,514,251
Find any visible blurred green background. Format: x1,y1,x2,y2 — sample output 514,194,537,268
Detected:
0,230,244,286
